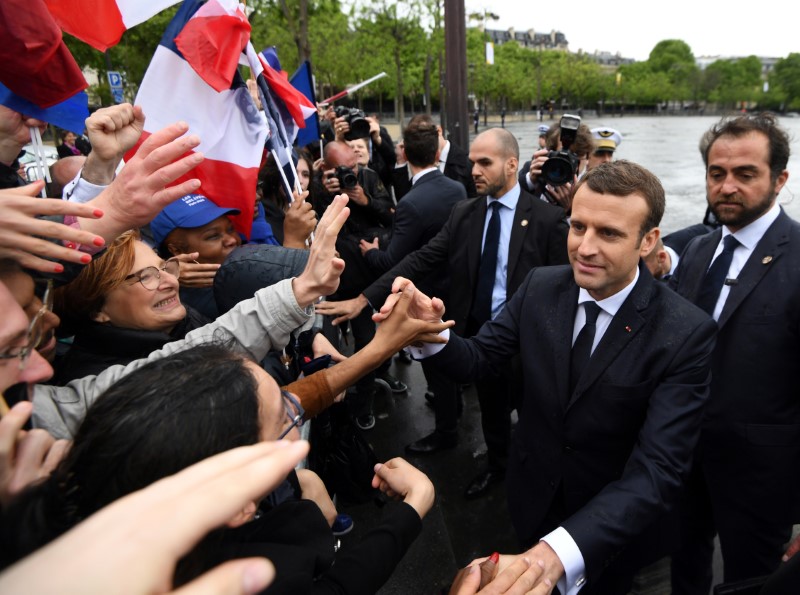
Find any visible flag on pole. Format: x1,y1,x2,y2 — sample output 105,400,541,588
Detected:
127,0,268,238
258,47,316,141
44,0,181,52
290,61,320,148
0,0,88,109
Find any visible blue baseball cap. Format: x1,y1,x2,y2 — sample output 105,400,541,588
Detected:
150,194,241,247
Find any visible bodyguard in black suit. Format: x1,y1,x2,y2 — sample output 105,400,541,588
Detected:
392,129,476,201
319,128,568,497
360,115,466,451
388,160,716,593
669,114,800,593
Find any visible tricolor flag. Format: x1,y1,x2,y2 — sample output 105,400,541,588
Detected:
45,0,181,52
0,0,88,110
258,47,316,145
127,0,268,238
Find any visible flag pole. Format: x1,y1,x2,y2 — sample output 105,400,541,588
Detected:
320,72,387,105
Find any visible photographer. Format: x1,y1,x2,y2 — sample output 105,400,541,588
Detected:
333,109,396,190
519,117,593,214
311,140,402,430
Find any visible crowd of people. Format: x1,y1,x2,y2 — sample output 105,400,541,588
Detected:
0,94,799,595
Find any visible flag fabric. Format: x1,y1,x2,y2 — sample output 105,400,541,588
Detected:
0,83,89,135
0,0,87,109
45,0,181,52
290,61,320,148
127,0,268,238
258,48,316,136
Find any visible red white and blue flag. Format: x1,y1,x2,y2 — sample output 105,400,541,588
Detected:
127,0,267,237
0,0,88,126
45,0,181,52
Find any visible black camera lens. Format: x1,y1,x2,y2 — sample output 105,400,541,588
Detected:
345,117,371,141
541,152,578,186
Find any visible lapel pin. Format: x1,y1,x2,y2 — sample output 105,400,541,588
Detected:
521,219,529,227
762,256,773,264
625,325,632,333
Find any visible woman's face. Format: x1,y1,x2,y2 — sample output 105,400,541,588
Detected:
64,132,77,146
297,158,311,192
95,241,186,333
167,216,241,265
247,361,302,442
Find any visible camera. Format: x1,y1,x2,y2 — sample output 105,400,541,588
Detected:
333,106,370,141
333,165,358,189
540,114,582,186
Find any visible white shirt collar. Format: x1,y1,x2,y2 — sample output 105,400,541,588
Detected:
577,266,640,316
411,166,439,185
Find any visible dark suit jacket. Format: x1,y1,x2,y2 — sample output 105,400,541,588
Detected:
362,188,569,335
670,209,800,525
431,264,717,586
393,141,476,201
364,169,466,299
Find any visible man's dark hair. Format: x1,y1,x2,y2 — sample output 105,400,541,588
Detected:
402,115,439,168
545,123,594,158
1,344,262,565
700,113,791,182
579,160,665,238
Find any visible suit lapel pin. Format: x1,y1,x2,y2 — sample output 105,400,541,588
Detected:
521,219,529,227
625,326,632,333
762,256,773,264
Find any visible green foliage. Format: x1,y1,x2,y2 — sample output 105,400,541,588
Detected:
768,53,800,110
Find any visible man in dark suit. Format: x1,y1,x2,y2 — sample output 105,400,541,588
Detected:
392,124,475,201
669,114,800,593
357,114,466,452
383,160,716,594
319,128,569,497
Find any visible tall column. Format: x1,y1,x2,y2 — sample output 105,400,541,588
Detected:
444,0,468,149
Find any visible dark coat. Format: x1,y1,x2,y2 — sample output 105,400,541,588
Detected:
392,141,476,201
364,169,465,299
432,264,717,589
670,209,800,546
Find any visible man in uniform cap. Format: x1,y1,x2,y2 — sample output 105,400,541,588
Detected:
587,127,622,171
537,124,550,149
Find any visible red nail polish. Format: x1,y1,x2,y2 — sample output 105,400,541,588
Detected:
80,254,92,264
489,552,500,565
92,237,105,247
53,263,64,273
93,209,104,217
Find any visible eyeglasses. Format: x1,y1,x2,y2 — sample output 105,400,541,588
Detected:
124,258,180,290
277,390,305,439
0,279,53,370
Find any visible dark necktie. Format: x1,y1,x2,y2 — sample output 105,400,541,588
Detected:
570,302,602,394
471,201,502,326
696,235,740,315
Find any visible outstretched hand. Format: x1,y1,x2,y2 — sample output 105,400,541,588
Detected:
80,104,146,186
0,182,105,273
315,294,369,326
372,457,435,519
372,282,453,350
449,556,552,595
80,118,204,242
292,194,350,307
372,277,446,325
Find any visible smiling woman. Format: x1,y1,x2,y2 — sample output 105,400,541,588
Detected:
51,230,210,385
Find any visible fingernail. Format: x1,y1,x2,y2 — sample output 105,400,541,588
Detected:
192,153,203,162
177,120,188,130
537,559,544,568
80,254,92,264
466,565,476,575
190,179,201,188
93,209,104,217
488,552,500,565
92,237,105,247
53,263,64,273
544,578,552,587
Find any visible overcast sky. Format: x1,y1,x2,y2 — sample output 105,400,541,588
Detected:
464,0,798,61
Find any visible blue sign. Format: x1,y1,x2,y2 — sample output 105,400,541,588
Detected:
111,88,124,104
107,71,123,88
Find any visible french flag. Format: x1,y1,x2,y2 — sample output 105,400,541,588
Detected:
45,0,181,52
258,47,316,145
127,0,267,238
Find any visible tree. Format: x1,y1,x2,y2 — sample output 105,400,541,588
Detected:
769,53,800,110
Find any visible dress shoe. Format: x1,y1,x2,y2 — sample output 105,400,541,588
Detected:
375,372,408,394
464,469,505,500
405,431,457,455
